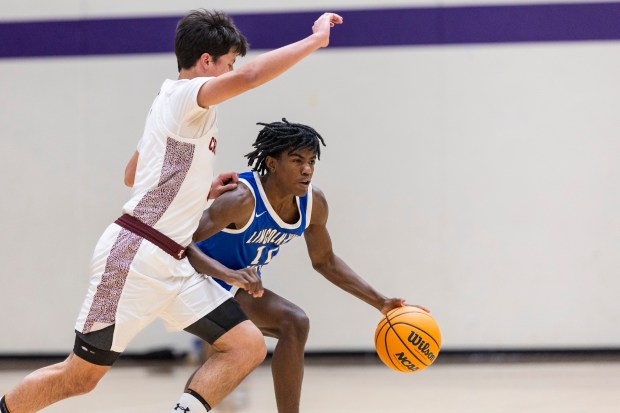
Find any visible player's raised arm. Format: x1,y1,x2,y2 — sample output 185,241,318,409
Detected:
304,187,422,315
197,13,343,108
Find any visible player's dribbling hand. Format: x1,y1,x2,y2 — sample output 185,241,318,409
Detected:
379,298,429,315
208,171,239,200
312,13,344,47
226,267,264,298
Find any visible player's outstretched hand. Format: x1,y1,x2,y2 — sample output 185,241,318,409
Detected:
224,267,264,298
208,171,239,200
312,13,344,47
379,298,429,315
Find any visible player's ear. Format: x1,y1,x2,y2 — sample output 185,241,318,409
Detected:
199,52,213,66
265,156,276,173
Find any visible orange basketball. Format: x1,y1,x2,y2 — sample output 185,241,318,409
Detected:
374,306,441,373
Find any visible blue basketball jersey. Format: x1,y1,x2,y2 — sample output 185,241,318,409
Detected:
196,171,312,291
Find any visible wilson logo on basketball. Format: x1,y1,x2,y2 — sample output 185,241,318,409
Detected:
408,331,437,362
394,352,420,372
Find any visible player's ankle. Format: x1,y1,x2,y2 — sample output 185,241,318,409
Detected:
171,389,211,413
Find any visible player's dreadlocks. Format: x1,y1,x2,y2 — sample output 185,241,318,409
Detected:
246,118,326,176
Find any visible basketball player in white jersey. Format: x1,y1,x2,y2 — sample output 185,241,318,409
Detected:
1,10,343,413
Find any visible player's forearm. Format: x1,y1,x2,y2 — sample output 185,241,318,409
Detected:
186,243,233,280
315,256,387,310
197,35,326,107
237,34,325,89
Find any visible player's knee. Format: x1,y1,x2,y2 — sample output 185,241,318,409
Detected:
244,324,267,367
279,307,310,341
72,375,100,395
55,356,106,396
215,321,266,367
67,369,101,395
52,369,100,397
240,323,267,368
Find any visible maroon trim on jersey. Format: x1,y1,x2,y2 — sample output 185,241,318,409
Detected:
116,137,195,259
115,214,185,259
82,228,142,334
82,137,195,335
132,138,196,225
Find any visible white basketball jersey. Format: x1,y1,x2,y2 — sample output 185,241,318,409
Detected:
122,77,218,247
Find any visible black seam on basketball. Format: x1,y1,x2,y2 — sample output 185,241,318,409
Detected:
374,317,390,343
381,313,404,371
388,309,428,322
386,306,423,317
378,314,405,371
384,325,407,372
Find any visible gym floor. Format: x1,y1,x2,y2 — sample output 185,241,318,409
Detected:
1,352,620,412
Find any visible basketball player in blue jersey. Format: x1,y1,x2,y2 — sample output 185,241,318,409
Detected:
185,119,429,413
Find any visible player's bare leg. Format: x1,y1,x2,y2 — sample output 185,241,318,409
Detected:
186,320,266,410
2,353,110,413
237,289,309,413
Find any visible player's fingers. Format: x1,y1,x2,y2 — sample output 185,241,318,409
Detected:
221,183,238,192
252,279,264,297
241,269,262,297
247,283,263,298
328,13,343,24
391,298,405,306
412,304,430,313
213,183,238,199
247,286,263,298
232,272,254,293
250,278,263,297
380,299,408,315
316,13,342,29
220,171,238,183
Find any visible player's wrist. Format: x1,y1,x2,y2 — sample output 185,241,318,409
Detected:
308,32,329,49
375,295,390,311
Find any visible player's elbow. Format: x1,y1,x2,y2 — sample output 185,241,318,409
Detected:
124,151,139,188
311,253,340,279
124,164,136,187
311,259,331,274
236,65,263,90
124,173,134,188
